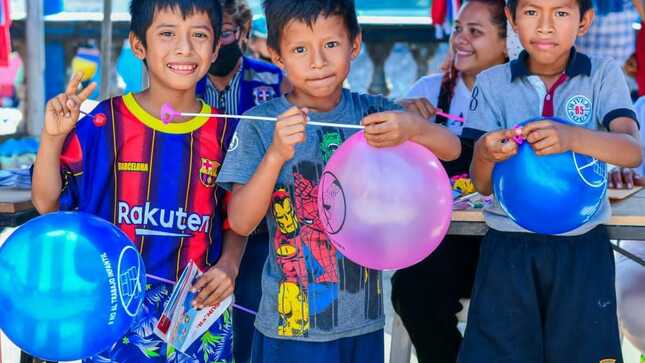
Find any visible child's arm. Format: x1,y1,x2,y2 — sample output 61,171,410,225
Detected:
32,73,96,213
521,118,642,168
470,129,518,195
227,107,307,236
191,230,247,309
362,111,461,161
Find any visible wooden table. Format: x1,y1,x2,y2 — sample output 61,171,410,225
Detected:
0,189,37,228
449,188,645,241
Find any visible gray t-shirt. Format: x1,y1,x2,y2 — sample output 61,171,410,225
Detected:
218,89,401,341
463,49,638,235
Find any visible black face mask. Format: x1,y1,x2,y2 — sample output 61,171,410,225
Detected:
209,42,242,77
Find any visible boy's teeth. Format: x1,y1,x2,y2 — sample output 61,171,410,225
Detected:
169,64,195,71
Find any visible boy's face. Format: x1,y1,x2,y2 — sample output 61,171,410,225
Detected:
131,6,218,92
507,0,593,69
270,15,361,105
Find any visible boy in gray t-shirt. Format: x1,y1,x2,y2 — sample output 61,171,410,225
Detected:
459,0,642,362
217,1,461,362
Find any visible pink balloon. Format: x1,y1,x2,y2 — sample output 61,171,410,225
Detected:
317,131,452,270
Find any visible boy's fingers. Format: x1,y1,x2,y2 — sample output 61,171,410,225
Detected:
621,168,635,188
278,114,307,127
362,112,393,126
50,99,64,116
191,274,212,293
609,170,622,188
65,72,84,95
521,120,552,135
633,174,645,187
530,137,556,152
78,82,97,101
57,94,72,116
364,121,393,135
202,284,232,307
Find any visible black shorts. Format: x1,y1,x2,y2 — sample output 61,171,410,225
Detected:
459,226,622,363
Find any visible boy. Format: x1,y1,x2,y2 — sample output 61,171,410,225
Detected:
459,0,643,362
199,1,284,361
32,1,244,362
216,0,461,362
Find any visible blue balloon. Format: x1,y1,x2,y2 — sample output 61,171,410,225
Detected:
0,212,146,361
492,117,607,235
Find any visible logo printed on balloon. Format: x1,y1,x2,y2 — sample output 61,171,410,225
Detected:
319,171,347,235
118,245,144,317
572,153,607,188
566,95,592,125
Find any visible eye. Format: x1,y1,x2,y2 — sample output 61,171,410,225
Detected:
193,32,208,39
453,25,462,33
160,31,174,38
324,41,340,49
292,46,306,54
556,11,569,17
525,9,537,16
470,28,482,36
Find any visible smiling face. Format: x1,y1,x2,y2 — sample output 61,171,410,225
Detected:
452,1,508,79
270,14,361,110
507,0,593,75
131,6,219,92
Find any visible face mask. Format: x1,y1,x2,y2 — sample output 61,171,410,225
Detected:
209,42,242,77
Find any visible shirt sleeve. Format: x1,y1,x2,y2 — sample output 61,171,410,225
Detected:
58,131,84,211
597,59,639,130
216,110,267,192
405,74,441,104
462,72,504,140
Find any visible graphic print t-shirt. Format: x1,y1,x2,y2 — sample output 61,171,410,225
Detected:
60,93,235,281
218,89,402,341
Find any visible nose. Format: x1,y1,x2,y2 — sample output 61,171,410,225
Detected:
176,33,194,55
310,47,327,70
537,13,555,35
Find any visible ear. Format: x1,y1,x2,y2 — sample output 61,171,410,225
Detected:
350,32,362,60
212,39,221,63
129,32,147,60
577,9,594,37
269,46,285,70
505,7,518,33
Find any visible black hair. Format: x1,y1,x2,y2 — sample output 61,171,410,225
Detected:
219,0,253,30
506,0,593,20
263,0,360,53
129,0,223,49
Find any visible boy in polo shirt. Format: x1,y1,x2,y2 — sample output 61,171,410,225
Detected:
459,0,643,362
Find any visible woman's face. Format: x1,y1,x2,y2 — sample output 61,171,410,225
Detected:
451,2,507,77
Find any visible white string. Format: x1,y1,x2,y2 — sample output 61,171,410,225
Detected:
179,112,365,130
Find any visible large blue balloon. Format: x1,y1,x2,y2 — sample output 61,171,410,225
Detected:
492,117,607,235
0,212,146,361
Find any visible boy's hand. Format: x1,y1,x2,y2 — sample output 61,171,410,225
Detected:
268,106,308,162
191,260,238,309
609,167,645,189
476,129,518,163
362,111,424,148
43,72,96,138
522,120,576,156
398,98,437,120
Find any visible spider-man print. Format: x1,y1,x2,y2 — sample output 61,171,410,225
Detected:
271,128,384,336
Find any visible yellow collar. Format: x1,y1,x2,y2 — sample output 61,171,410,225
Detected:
122,92,211,134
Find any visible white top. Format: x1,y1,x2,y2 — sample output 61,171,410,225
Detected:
633,96,645,175
405,73,470,136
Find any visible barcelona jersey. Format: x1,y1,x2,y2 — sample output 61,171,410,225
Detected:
60,93,235,281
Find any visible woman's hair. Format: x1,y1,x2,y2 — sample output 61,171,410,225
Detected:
436,0,507,125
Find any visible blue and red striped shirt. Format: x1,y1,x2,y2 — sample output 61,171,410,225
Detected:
60,93,235,280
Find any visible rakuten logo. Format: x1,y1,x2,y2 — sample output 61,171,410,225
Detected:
118,202,210,237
